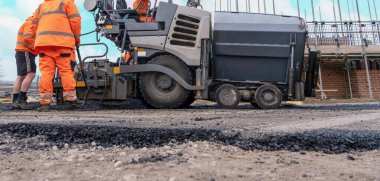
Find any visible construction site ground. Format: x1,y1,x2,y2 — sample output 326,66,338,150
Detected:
0,100,379,181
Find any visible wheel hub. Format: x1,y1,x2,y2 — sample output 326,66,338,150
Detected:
156,74,174,90
263,91,275,102
220,89,237,105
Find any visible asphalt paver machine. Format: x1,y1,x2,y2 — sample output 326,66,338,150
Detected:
54,0,321,109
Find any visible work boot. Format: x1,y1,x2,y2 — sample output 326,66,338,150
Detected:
64,100,81,110
10,94,21,110
13,98,28,110
37,104,51,112
12,94,19,104
10,103,21,110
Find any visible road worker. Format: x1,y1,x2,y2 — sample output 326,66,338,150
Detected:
117,0,151,64
25,0,81,111
12,16,38,109
121,51,133,65
133,0,152,22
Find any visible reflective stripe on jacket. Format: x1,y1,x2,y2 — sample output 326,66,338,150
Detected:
26,0,81,50
15,17,37,55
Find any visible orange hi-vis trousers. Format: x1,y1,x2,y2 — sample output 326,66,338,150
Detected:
38,46,77,105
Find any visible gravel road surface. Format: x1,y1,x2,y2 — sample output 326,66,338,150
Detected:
0,101,379,180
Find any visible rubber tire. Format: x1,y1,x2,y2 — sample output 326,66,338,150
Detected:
139,55,194,109
178,71,195,108
179,94,196,108
215,84,240,109
254,84,283,109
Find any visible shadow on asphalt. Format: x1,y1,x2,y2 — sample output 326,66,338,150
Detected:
0,122,379,154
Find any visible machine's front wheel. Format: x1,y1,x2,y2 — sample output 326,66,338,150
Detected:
254,84,283,109
139,55,194,109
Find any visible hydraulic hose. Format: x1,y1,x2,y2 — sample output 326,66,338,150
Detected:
80,30,96,36
75,28,101,103
79,28,100,37
76,45,90,104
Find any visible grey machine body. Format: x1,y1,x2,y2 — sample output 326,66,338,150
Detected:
56,0,320,109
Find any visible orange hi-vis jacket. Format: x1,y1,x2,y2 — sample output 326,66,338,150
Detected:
16,17,37,55
133,0,153,22
26,0,81,50
133,0,150,15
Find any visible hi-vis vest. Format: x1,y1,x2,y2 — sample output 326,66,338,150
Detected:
16,18,37,55
32,0,81,49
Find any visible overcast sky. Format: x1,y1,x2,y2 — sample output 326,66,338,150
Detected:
0,0,377,81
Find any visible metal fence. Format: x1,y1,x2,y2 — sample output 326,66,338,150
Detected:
307,21,380,47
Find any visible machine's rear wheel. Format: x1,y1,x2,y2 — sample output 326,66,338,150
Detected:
139,55,194,109
254,84,283,109
215,84,240,108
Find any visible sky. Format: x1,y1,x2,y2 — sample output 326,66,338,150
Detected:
0,0,378,81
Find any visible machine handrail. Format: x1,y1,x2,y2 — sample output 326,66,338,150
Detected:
78,43,109,62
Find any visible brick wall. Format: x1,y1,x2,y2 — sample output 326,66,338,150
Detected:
350,70,380,99
317,61,349,99
315,60,380,99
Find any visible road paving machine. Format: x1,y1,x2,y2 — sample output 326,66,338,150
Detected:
54,0,321,109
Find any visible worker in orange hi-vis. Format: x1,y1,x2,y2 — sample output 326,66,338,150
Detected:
12,16,38,110
133,0,152,22
121,51,133,65
25,0,81,111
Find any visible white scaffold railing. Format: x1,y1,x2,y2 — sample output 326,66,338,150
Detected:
307,21,380,47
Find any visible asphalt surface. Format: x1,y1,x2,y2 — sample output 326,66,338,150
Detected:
1,101,380,154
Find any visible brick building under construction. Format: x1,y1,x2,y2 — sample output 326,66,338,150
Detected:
307,21,380,100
